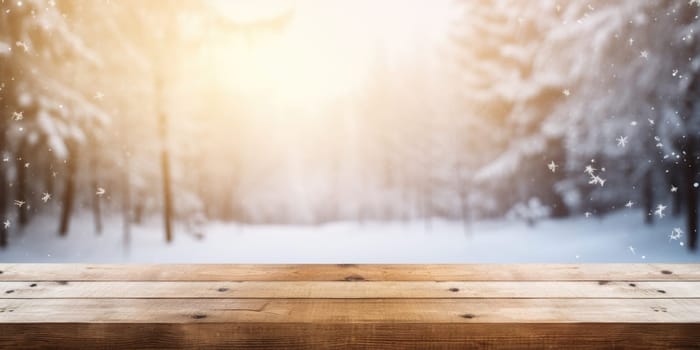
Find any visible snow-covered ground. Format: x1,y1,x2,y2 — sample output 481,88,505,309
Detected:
0,210,698,263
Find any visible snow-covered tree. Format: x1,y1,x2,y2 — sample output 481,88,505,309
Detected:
0,0,107,244
450,0,569,218
450,0,700,249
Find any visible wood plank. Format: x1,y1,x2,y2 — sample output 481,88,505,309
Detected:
2,264,699,281
1,323,698,349
1,280,698,299
2,298,699,323
1,264,699,348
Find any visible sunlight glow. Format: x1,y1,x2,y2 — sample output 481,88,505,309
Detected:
202,0,452,110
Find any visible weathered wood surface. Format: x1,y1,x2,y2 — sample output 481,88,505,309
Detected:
1,263,697,281
1,281,699,299
2,298,700,323
1,264,699,349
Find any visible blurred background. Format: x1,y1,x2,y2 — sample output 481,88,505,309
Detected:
1,0,700,263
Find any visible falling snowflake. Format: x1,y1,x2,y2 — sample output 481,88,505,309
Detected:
585,212,592,218
547,160,558,173
629,246,636,255
13,200,25,208
640,50,649,59
671,185,678,193
654,204,667,219
562,89,570,96
584,165,597,176
589,175,606,187
24,162,29,168
669,227,683,241
625,201,634,208
2,220,9,229
648,118,655,125
672,69,679,77
12,111,23,121
41,192,51,203
584,164,606,186
616,136,628,147
96,187,106,196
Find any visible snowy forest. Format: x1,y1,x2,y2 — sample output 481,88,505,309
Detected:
1,0,700,263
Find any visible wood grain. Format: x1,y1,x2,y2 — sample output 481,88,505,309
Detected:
1,264,698,281
1,264,699,349
0,323,698,349
1,280,698,299
2,298,700,323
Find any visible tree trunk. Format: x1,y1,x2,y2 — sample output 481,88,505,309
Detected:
15,140,28,226
89,139,102,234
685,139,698,251
672,167,683,217
642,169,654,225
92,184,102,234
160,123,173,242
122,162,131,246
549,191,569,218
682,68,700,250
0,60,8,247
158,84,174,243
59,145,77,236
134,198,144,225
45,156,54,198
0,168,7,248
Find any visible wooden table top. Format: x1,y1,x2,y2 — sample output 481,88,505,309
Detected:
1,264,699,349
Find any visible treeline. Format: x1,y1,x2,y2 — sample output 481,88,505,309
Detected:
1,0,699,252
450,0,700,250
0,0,234,246
0,0,298,247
